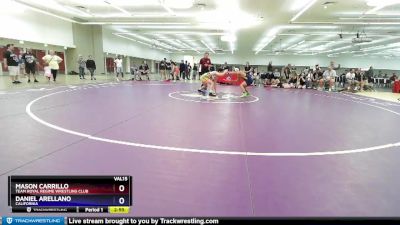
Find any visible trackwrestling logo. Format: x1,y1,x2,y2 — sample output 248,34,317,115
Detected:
2,217,65,225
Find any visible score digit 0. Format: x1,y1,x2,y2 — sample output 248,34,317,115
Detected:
119,197,125,205
118,185,125,192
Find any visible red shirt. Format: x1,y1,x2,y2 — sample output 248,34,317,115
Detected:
199,57,211,72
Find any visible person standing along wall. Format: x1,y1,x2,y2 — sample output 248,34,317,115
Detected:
114,55,123,81
159,58,167,81
18,49,25,78
171,61,179,81
3,44,21,84
42,50,63,82
192,63,198,80
267,61,273,73
22,49,38,83
167,60,172,80
187,63,192,80
86,55,96,80
184,61,189,80
77,55,86,79
179,60,185,80
139,61,150,81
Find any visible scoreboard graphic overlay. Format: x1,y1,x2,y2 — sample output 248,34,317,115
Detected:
8,176,132,213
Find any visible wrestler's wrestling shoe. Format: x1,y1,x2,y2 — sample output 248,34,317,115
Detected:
241,92,250,98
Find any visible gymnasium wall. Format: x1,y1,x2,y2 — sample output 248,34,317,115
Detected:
102,27,169,61
0,4,166,75
170,53,399,71
65,24,106,74
0,2,397,74
0,2,74,48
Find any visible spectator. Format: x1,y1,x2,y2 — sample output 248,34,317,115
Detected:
130,64,139,81
320,66,336,91
365,66,374,83
273,68,280,79
210,64,216,72
313,65,323,89
338,70,347,88
192,63,198,80
22,49,38,83
42,50,63,82
179,60,185,80
252,67,260,86
184,60,189,80
263,72,272,86
298,73,306,89
244,62,252,76
390,73,398,84
223,62,230,71
270,69,281,87
346,69,356,91
302,66,308,74
313,64,319,72
305,70,313,89
282,64,291,80
288,72,298,88
172,61,179,81
166,60,172,79
360,70,368,91
139,61,150,81
114,55,123,81
3,44,21,84
159,58,167,81
86,55,96,80
262,61,273,84
18,49,25,78
77,55,86,79
267,61,273,73
183,61,189,80
187,63,192,80
354,69,363,91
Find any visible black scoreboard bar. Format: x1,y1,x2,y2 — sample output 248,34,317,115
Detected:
8,175,132,213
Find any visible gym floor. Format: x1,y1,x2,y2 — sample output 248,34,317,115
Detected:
1,75,400,216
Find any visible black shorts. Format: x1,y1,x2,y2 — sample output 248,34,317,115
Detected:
267,74,274,80
260,74,267,79
25,65,35,74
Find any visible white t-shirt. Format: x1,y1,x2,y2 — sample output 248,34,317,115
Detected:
306,72,313,80
346,72,355,80
42,55,63,70
323,70,336,79
114,59,123,68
